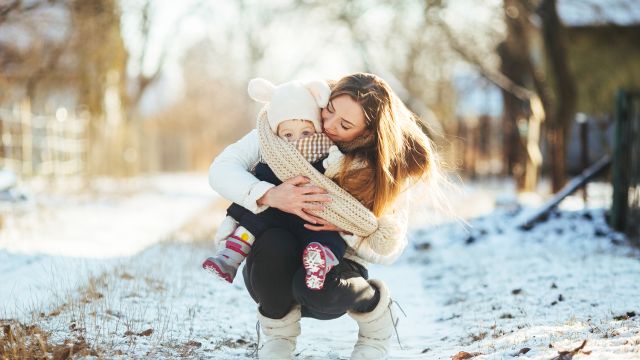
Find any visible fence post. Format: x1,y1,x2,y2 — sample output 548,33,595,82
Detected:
0,109,4,162
630,95,640,246
610,90,630,231
577,114,589,203
20,99,33,177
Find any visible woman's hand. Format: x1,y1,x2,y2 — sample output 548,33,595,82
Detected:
303,213,347,232
257,176,331,224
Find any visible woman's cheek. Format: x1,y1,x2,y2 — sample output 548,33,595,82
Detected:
322,114,333,131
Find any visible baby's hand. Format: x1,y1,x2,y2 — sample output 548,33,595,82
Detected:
323,145,344,178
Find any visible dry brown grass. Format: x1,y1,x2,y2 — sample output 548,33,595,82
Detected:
0,198,227,359
0,264,163,359
0,319,99,360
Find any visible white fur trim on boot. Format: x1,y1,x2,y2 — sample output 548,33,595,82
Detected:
213,216,238,245
348,279,397,360
257,305,301,360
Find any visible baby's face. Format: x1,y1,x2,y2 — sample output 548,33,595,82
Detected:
277,120,316,142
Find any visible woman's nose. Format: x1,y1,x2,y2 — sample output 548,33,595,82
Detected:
323,114,335,131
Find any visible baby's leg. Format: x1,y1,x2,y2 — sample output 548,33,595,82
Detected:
305,231,347,260
226,203,278,237
300,230,347,290
292,259,380,318
203,204,280,283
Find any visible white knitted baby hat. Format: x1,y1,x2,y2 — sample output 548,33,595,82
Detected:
248,78,330,133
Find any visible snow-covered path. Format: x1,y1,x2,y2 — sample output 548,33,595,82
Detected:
2,178,639,359
0,174,216,318
22,208,637,359
403,209,640,359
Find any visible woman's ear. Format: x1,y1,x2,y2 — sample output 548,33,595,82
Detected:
248,78,276,103
303,80,331,107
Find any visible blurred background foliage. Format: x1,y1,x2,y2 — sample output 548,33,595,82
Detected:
0,0,638,193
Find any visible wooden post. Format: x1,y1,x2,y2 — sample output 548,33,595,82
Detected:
630,95,640,246
469,119,477,179
610,90,630,232
0,109,4,163
457,119,468,176
524,96,544,192
20,99,33,177
0,109,5,168
577,114,589,203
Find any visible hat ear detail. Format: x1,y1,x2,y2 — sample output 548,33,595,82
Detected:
302,80,331,108
248,78,276,103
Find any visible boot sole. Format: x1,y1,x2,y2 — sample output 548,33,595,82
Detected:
202,258,233,283
302,243,327,290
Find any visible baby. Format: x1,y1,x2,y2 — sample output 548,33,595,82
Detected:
203,78,345,290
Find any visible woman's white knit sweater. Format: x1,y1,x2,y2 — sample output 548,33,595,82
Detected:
208,129,409,266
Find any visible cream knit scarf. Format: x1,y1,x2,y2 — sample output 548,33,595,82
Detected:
258,109,399,258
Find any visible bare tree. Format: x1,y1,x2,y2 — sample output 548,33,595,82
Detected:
123,0,208,117
537,0,577,192
0,0,71,104
423,0,545,189
496,0,545,190
425,0,578,192
0,0,62,24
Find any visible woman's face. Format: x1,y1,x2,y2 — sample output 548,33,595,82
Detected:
321,95,368,143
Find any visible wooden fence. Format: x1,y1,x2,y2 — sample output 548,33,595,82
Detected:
610,89,640,245
0,101,219,181
0,101,88,179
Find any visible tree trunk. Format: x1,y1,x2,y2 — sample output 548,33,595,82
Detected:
539,0,577,192
70,0,128,176
498,0,534,190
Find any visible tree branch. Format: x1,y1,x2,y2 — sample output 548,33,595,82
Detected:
435,17,535,101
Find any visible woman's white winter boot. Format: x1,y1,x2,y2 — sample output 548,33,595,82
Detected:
348,279,397,360
257,305,301,360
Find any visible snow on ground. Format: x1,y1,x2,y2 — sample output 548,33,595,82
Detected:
0,173,217,318
403,207,640,359
2,178,639,359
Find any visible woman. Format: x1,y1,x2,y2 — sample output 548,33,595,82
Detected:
209,73,437,359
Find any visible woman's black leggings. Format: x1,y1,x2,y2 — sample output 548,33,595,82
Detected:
242,227,380,320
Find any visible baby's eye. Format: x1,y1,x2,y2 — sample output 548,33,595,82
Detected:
302,131,312,136
284,133,292,138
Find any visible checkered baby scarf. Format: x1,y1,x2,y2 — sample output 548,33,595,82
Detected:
294,133,334,163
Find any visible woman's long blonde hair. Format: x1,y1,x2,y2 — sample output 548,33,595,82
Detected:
329,73,437,217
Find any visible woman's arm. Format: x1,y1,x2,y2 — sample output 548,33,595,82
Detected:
341,192,409,265
209,129,273,214
306,191,409,265
209,129,332,220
